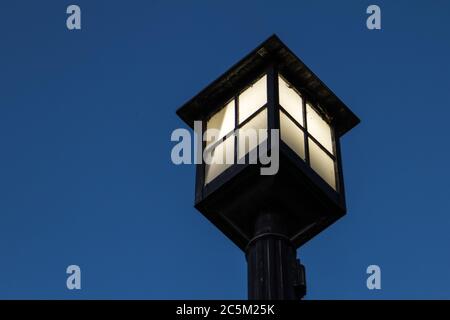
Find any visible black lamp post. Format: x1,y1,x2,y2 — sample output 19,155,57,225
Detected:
176,35,359,300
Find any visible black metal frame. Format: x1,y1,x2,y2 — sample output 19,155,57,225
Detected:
277,73,341,194
201,69,271,201
200,68,343,199
178,35,359,251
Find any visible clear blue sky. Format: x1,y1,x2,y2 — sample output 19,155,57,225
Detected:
0,1,449,299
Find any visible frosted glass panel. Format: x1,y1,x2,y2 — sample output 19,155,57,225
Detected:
238,108,267,160
278,75,303,126
239,75,267,124
280,111,305,160
309,138,336,189
205,136,235,184
206,100,235,147
306,103,333,154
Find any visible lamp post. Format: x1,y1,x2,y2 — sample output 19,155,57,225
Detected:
176,35,359,300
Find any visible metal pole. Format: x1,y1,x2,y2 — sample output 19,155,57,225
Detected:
246,212,306,300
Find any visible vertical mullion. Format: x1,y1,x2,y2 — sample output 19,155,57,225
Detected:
303,98,310,166
331,121,341,194
235,95,239,164
199,119,207,190
267,65,279,160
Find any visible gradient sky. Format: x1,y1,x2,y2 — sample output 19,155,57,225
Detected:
1,1,449,299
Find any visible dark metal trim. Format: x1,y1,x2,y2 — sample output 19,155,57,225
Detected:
176,34,360,137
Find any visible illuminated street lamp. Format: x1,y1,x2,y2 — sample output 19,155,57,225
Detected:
176,35,360,300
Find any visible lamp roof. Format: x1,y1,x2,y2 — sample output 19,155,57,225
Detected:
176,34,360,137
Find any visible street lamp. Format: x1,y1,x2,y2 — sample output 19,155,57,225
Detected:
176,35,360,300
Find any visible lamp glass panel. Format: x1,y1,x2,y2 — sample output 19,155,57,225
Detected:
238,108,267,160
206,99,235,147
308,138,336,189
204,135,235,185
306,103,333,154
278,75,303,126
280,111,305,160
239,75,267,124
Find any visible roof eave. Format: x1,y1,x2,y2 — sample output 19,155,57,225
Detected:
176,34,360,137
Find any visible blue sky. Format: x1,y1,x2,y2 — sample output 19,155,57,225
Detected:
0,1,449,299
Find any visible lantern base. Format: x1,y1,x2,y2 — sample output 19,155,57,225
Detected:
195,149,346,251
